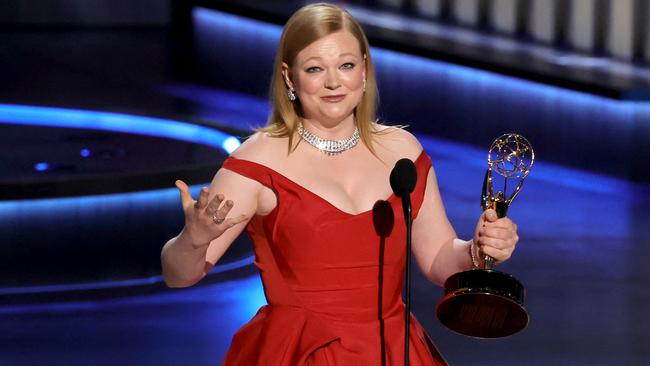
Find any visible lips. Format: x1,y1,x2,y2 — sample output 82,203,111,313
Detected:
321,94,346,103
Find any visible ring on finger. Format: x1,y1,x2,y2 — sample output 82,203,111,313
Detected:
212,214,225,225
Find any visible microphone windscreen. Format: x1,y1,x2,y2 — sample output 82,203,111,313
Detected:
390,158,417,197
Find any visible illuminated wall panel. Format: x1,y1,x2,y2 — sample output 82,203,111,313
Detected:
608,0,634,59
492,0,517,33
569,0,596,51
530,0,554,43
453,0,480,25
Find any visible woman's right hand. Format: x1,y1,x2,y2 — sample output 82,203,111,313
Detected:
175,180,249,248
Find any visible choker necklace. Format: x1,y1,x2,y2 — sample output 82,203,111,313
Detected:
297,123,360,156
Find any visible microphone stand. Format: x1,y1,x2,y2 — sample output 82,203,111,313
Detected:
390,158,417,366
402,193,412,366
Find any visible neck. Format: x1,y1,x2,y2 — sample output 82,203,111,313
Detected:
301,116,356,140
297,119,360,156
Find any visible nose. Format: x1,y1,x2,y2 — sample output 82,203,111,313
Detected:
324,69,341,90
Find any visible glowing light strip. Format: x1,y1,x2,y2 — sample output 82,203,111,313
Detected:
0,104,241,153
0,274,267,321
0,255,254,296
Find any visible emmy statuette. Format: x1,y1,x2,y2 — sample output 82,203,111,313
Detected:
436,133,535,338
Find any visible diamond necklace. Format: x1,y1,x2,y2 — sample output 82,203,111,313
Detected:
297,122,360,156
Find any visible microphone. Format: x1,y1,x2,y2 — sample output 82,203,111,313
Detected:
390,158,417,366
390,158,417,198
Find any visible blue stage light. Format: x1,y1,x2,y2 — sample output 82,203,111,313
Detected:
222,136,241,154
194,7,280,46
34,162,50,171
80,148,91,157
0,255,255,296
0,104,241,152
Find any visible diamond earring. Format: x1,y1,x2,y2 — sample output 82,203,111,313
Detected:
287,87,297,101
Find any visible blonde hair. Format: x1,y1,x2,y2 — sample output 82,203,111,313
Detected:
261,2,379,153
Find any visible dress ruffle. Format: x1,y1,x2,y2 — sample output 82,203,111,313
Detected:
222,305,339,365
222,305,448,366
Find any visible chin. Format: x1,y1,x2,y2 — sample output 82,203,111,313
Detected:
321,113,354,124
321,107,355,120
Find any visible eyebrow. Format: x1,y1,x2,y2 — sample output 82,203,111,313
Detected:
302,53,359,64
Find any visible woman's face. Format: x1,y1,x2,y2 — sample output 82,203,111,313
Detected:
283,30,366,127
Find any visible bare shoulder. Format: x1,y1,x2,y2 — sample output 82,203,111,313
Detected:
372,123,423,161
213,131,285,213
229,131,289,168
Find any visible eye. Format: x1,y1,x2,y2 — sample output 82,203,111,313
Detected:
305,66,322,73
341,63,356,70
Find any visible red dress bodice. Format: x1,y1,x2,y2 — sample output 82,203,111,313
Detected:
220,151,447,365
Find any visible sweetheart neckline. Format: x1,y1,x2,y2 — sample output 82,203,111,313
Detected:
226,150,426,217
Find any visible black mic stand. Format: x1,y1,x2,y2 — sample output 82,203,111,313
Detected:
402,193,412,366
390,158,417,366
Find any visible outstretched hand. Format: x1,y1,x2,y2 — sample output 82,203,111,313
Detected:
473,208,519,265
176,180,249,248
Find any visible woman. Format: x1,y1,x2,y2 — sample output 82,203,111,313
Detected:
161,3,519,365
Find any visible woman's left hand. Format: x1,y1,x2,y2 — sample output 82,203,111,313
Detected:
473,208,519,264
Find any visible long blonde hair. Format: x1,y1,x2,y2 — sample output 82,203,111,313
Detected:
261,2,379,153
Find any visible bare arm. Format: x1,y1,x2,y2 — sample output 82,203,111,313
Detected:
161,168,260,288
380,128,519,285
411,166,472,286
412,167,520,286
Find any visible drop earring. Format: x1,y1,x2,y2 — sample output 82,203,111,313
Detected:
287,87,297,101
362,79,366,93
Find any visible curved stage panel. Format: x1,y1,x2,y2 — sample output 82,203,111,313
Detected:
0,105,253,295
0,104,242,199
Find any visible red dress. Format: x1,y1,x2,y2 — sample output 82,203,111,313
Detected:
221,151,448,365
